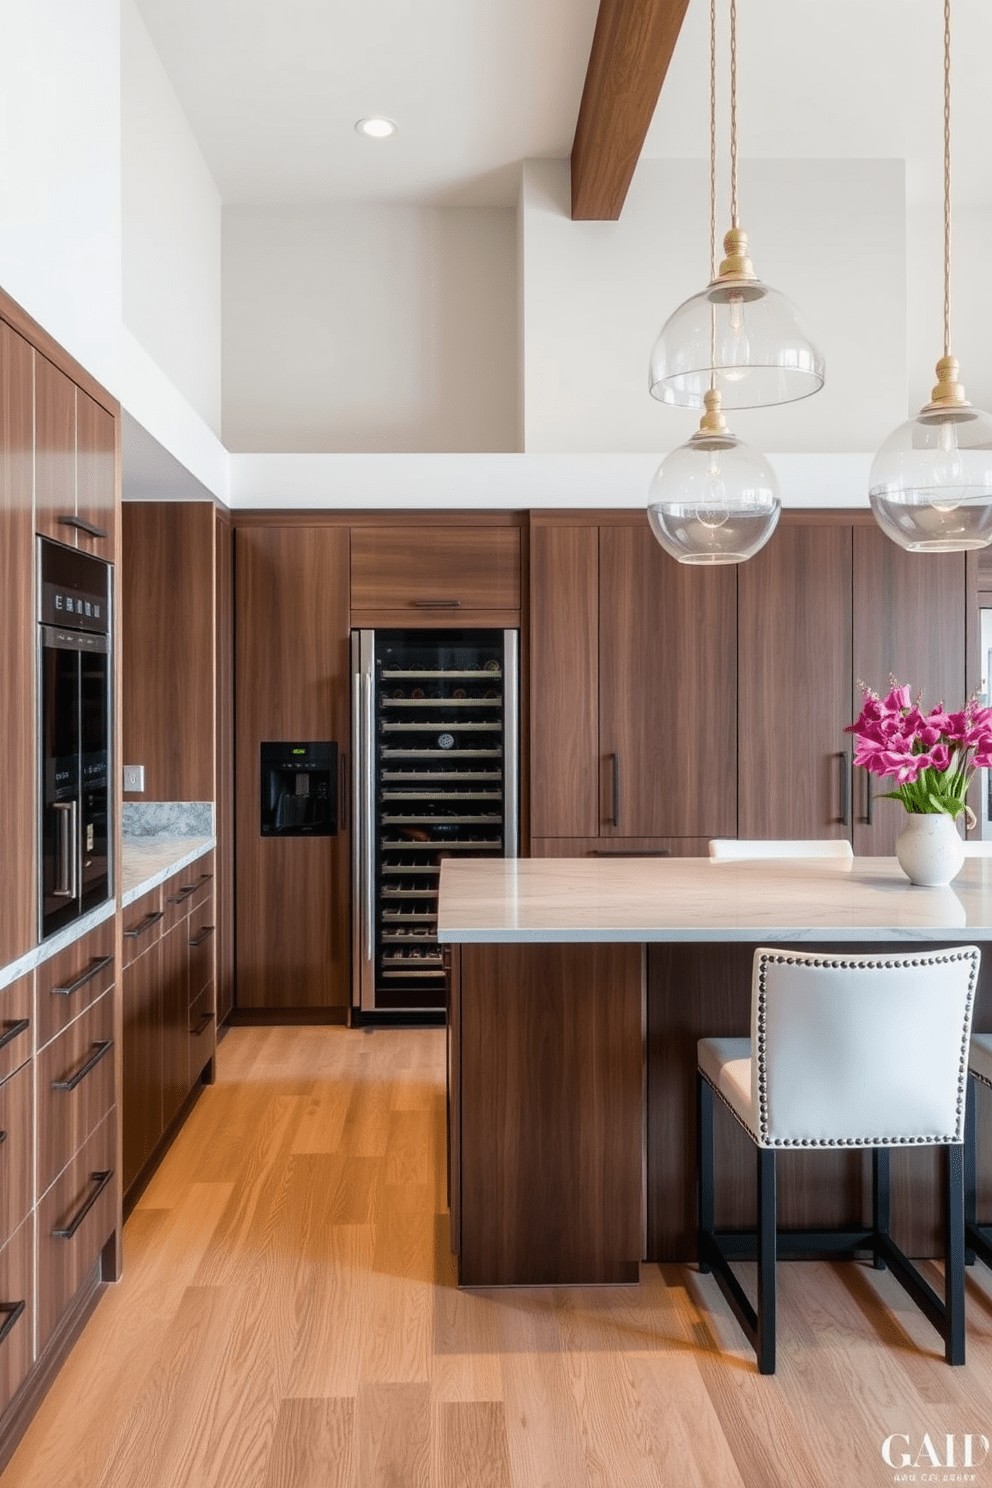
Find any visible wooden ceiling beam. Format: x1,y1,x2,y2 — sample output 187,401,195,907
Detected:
570,0,691,221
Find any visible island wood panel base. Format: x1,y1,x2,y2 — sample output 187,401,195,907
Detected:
647,939,992,1262
455,940,644,1286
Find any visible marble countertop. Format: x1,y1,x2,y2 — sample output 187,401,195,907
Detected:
120,836,215,906
436,855,992,944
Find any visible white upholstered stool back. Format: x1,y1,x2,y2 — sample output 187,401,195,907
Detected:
747,947,978,1146
708,838,854,864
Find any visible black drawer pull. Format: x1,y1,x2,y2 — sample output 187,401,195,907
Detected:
59,514,108,539
190,1011,213,1037
52,1169,113,1240
52,954,114,998
0,1131,7,1146
167,885,197,905
412,598,462,608
0,1019,29,1052
51,1039,113,1092
196,872,214,886
589,849,672,857
0,1300,26,1348
188,926,215,950
124,909,164,939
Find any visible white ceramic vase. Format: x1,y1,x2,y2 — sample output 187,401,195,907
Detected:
895,812,965,887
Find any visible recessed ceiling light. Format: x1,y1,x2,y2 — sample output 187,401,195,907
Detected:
355,117,397,140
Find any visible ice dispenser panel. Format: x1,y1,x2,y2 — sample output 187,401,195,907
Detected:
260,741,337,836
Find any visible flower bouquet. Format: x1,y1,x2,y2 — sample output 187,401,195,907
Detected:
846,680,992,883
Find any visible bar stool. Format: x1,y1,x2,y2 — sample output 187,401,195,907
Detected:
965,1033,992,1269
697,944,980,1374
708,839,854,864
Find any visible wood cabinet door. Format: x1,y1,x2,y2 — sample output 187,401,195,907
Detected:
34,352,77,546
350,525,520,611
122,942,162,1194
75,388,117,562
529,525,599,838
738,522,853,840
160,921,189,1129
0,323,35,965
599,525,738,838
852,528,967,856
235,524,352,1009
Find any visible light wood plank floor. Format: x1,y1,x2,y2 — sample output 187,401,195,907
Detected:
6,1024,992,1487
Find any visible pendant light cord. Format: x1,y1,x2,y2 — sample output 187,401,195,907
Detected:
729,0,739,229
943,0,952,359
708,0,718,382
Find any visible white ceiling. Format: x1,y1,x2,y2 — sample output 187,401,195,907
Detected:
135,0,992,210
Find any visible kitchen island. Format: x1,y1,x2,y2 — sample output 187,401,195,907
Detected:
437,854,992,1286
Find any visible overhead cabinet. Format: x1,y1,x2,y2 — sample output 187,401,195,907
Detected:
529,519,737,852
350,524,521,616
35,354,117,563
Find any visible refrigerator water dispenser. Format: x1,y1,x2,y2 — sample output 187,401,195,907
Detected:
260,741,337,836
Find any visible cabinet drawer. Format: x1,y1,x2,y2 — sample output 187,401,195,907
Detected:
350,526,521,611
37,989,115,1198
37,920,115,1048
0,973,34,1084
188,915,215,1001
0,1062,33,1239
122,886,164,968
37,1111,116,1356
0,1216,34,1415
188,984,215,1085
163,858,214,931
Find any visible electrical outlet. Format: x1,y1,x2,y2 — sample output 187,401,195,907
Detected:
124,764,145,792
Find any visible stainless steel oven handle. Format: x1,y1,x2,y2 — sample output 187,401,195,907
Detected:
53,801,78,899
363,672,375,964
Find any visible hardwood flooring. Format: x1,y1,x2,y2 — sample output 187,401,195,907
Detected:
6,1025,992,1486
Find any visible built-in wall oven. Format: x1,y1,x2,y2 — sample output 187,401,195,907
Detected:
38,538,112,939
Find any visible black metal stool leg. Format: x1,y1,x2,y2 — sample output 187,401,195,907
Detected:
756,1146,776,1375
873,1147,890,1271
965,1077,978,1266
697,1072,714,1274
946,1142,966,1366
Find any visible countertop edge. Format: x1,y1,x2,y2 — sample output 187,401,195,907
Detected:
121,836,217,906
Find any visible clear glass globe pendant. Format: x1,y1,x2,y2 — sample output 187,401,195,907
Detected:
647,389,781,565
869,356,992,553
649,228,825,411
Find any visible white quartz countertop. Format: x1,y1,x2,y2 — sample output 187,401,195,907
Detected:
121,836,215,906
436,855,992,944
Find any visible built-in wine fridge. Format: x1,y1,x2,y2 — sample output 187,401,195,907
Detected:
352,628,519,1017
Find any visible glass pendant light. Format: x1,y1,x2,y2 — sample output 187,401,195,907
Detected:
869,0,992,553
647,0,780,567
648,0,824,411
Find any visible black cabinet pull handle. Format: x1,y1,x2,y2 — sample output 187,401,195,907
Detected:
0,1131,7,1146
52,954,114,998
190,1011,213,1037
0,1300,26,1349
197,872,214,886
611,753,621,829
590,849,671,857
59,514,108,539
51,1039,113,1092
52,1169,113,1240
188,925,215,949
412,599,462,608
167,885,197,905
865,771,873,826
838,752,851,826
124,909,164,939
0,1019,29,1052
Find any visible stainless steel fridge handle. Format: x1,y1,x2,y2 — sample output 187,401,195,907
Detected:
53,801,78,898
363,672,375,965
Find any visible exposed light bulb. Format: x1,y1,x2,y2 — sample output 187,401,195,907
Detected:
931,418,964,507
720,293,749,383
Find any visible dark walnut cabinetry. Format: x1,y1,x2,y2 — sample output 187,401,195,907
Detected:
35,354,117,563
0,922,118,1428
235,524,351,1012
529,517,736,856
350,523,521,621
738,515,968,854
121,858,215,1199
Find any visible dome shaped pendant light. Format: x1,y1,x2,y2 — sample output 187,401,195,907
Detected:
869,0,992,553
648,0,824,411
647,0,780,567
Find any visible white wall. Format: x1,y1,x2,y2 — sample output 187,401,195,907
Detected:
0,0,122,393
520,157,908,460
221,203,519,454
121,0,223,437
